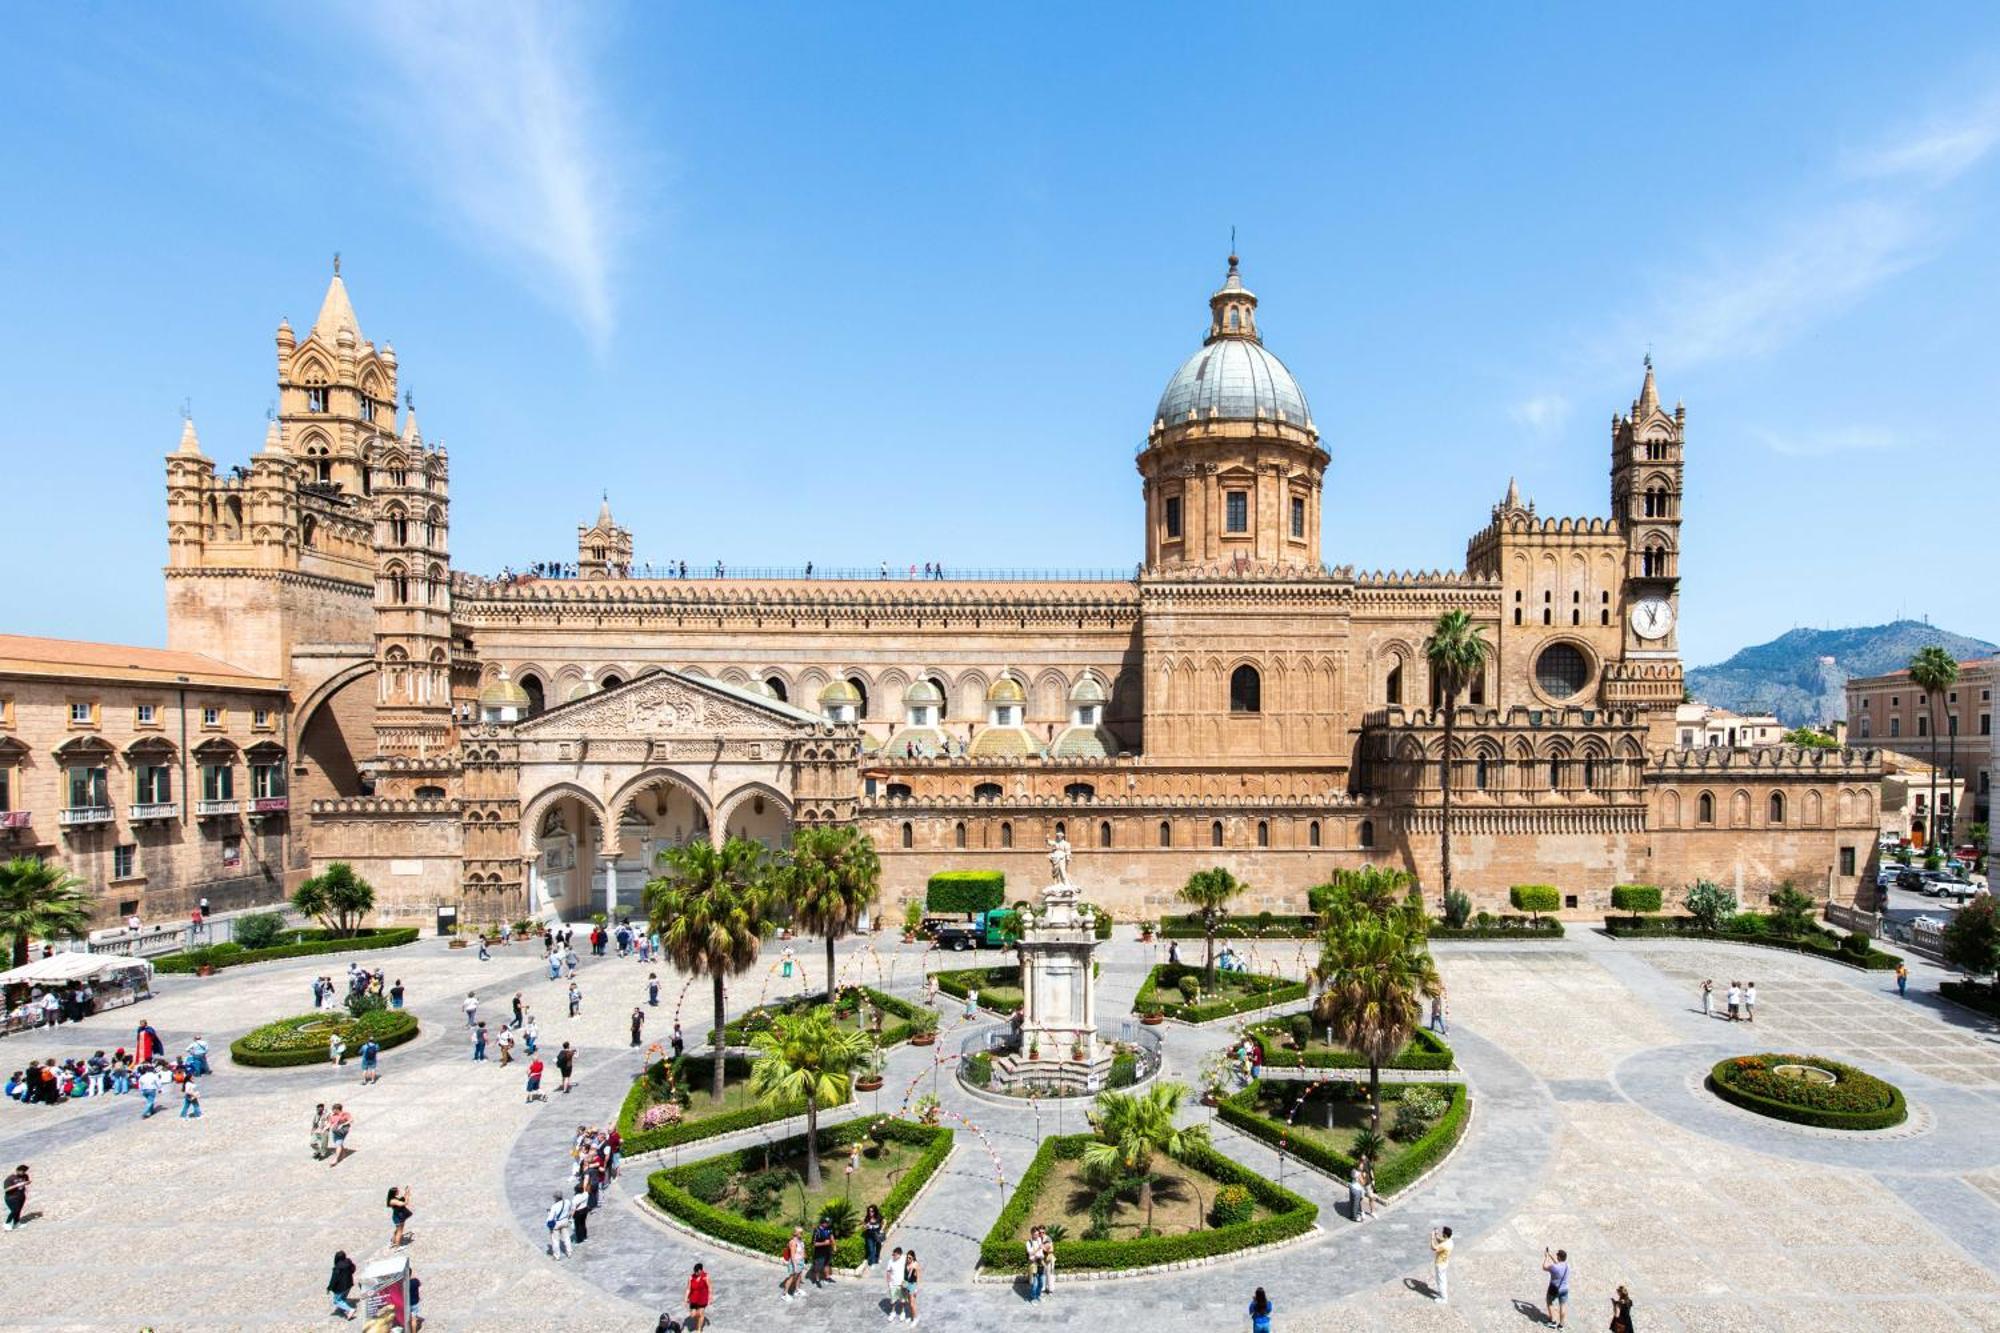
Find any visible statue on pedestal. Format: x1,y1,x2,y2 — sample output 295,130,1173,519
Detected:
1046,831,1072,885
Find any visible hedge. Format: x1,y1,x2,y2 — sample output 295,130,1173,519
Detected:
157,927,420,975
646,1118,953,1266
1157,913,1319,940
229,1008,420,1067
618,1053,856,1156
711,986,927,1049
1429,917,1565,941
1509,885,1560,914
1707,1054,1906,1130
977,1133,1317,1272
1940,981,2000,1019
1132,963,1308,1023
1219,1080,1469,1195
1610,884,1663,913
1245,1021,1454,1071
926,871,1005,914
1602,917,1902,970
932,965,1023,1014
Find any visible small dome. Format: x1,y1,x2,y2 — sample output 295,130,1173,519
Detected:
986,676,1026,705
479,675,530,708
1156,338,1311,429
904,679,944,706
819,679,862,706
1068,676,1107,705
751,679,779,699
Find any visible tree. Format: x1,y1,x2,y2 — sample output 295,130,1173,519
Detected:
1909,647,1959,853
784,825,880,1001
1781,727,1838,750
1943,894,2000,981
1766,882,1816,938
1309,914,1441,1130
0,857,93,968
646,837,774,1102
1177,866,1245,986
1081,1081,1209,1232
1684,879,1736,932
292,862,375,937
1423,610,1494,911
1308,865,1423,937
748,1006,868,1187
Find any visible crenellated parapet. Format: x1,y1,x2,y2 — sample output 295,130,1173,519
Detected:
1653,744,1884,775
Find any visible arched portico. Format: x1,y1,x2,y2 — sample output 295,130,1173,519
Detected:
718,782,794,850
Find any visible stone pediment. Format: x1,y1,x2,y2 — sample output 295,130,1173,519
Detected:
514,668,825,740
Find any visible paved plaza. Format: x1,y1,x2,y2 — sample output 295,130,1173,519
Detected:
3,925,2000,1331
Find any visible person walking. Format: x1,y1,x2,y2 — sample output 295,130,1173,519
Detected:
862,1204,884,1268
671,1023,685,1060
328,1250,358,1321
326,1104,353,1167
1430,1225,1453,1303
525,1056,546,1103
4,1164,28,1231
512,991,525,1029
1896,962,1909,997
359,1036,381,1084
1725,981,1740,1022
137,1063,163,1118
648,973,661,1006
1026,1226,1046,1301
523,1014,540,1056
463,992,479,1028
390,978,404,1010
570,1180,591,1244
1349,1162,1368,1222
497,1026,515,1067
1701,979,1713,1018
387,1185,413,1247
902,1250,921,1325
1248,1287,1274,1333
311,1104,331,1160
1041,1225,1056,1295
178,1077,202,1119
811,1216,836,1284
885,1246,905,1320
686,1262,711,1331
1609,1284,1635,1333
631,1006,646,1048
1744,981,1757,1023
781,1226,806,1300
568,982,582,1018
1543,1246,1571,1328
473,1022,490,1062
546,1191,572,1257
556,1042,576,1094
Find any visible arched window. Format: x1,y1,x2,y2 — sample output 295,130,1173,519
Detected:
1308,820,1321,847
765,676,788,702
1210,820,1224,848
999,821,1013,849
1064,782,1097,802
900,822,913,849
1548,757,1566,790
389,511,409,545
1475,755,1491,791
1643,545,1667,578
1385,662,1403,705
954,821,966,849
847,676,870,720
1357,819,1374,849
519,673,545,716
601,674,623,690
1054,820,1066,839
1230,664,1261,714
1098,820,1111,848
1256,820,1269,848
1697,792,1715,825
1158,820,1172,848
973,782,1003,802
414,785,445,800
388,567,409,603
1582,759,1597,791
1768,792,1785,824
927,676,950,721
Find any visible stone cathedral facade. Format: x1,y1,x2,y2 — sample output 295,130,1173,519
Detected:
153,259,1882,925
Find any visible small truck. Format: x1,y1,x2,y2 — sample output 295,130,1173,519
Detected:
925,908,1021,951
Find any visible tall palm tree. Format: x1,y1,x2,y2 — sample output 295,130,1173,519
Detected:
784,825,881,1001
748,1006,868,1187
1309,915,1441,1130
1423,610,1494,911
1910,647,1960,856
1178,866,1246,987
0,857,93,968
1082,1081,1208,1231
646,837,774,1102
1309,865,1417,933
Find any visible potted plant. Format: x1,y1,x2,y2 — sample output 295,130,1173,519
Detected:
1070,1040,1086,1061
1028,1038,1041,1062
1141,1006,1165,1026
909,1010,939,1047
914,1092,942,1126
1139,919,1156,942
1196,1052,1230,1106
855,1044,885,1093
447,924,469,950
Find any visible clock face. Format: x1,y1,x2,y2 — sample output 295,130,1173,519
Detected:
1631,597,1675,640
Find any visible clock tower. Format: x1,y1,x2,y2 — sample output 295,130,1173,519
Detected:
1612,356,1683,658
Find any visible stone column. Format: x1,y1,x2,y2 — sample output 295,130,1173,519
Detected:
603,862,617,918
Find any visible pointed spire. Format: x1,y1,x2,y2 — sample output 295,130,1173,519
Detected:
401,401,422,446
597,490,614,527
261,413,287,456
311,257,363,344
1636,352,1660,416
177,413,203,456
1504,476,1520,509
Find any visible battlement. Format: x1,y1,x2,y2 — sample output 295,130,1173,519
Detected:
1654,744,1884,775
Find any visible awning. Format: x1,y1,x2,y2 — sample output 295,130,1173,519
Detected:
0,952,155,986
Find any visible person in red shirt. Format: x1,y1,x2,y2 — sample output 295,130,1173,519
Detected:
685,1263,710,1330
525,1057,546,1103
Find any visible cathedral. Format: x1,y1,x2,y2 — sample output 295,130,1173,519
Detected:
151,257,1883,924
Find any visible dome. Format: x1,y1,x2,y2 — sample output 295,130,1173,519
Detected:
903,678,943,706
479,675,530,708
986,676,1026,705
819,679,861,706
1068,675,1107,705
1155,338,1311,429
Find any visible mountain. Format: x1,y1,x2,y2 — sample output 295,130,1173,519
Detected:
1686,621,1997,727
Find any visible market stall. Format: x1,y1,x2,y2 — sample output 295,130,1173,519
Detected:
0,952,154,1036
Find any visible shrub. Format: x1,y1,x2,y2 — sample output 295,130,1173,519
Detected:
156,926,419,974
1288,1014,1312,1048
1441,889,1472,928
1218,1082,1468,1196
1093,909,1113,941
926,870,1005,914
682,1161,733,1205
1685,879,1736,931
1392,1085,1447,1141
231,911,287,950
344,989,387,1019
1473,910,1493,928
229,1008,418,1067
1247,1022,1454,1071
640,1102,685,1131
1842,930,1872,958
902,900,924,934
1609,884,1662,913
1210,1184,1254,1227
1767,883,1817,938
818,1197,859,1238
1509,885,1559,917
1108,1050,1138,1089
964,1052,993,1087
1133,964,1308,1023
1725,912,1767,936
1707,1054,1906,1130
1177,975,1201,1003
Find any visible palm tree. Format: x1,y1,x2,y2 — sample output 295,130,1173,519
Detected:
1423,610,1494,911
1082,1081,1209,1232
0,857,94,968
291,861,376,937
646,837,775,1102
1310,915,1441,1130
1309,865,1417,933
748,1005,868,1187
1910,647,1960,856
784,825,881,1001
1178,866,1246,987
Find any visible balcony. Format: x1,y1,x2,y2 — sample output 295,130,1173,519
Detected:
250,796,290,816
129,802,181,823
0,811,30,831
195,799,241,819
59,806,114,827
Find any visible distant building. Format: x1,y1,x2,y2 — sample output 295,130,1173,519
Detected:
1877,753,1968,850
1675,703,1784,749
1846,658,1994,834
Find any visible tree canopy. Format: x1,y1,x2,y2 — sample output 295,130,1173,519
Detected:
291,862,375,937
0,856,94,968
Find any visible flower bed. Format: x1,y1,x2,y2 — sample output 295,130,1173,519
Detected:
1157,913,1320,940
1706,1053,1906,1130
1429,916,1565,941
710,986,927,1048
1243,1019,1454,1071
1219,1080,1469,1195
617,1053,855,1155
1602,917,1902,970
1132,963,1308,1023
229,1009,420,1068
645,1117,953,1266
157,927,420,975
932,964,1024,1016
977,1133,1317,1273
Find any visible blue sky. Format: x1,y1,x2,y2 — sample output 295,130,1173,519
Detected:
2,3,1996,665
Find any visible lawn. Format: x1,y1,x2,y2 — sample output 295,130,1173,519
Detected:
932,964,1024,1016
619,1053,854,1153
1013,1151,1271,1240
712,986,927,1047
1242,1016,1454,1070
686,1128,927,1229
1234,1080,1376,1158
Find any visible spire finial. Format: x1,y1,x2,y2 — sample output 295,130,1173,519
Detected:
333,251,341,277
404,387,414,412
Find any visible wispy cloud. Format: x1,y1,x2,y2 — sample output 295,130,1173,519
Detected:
1842,93,2000,185
1749,424,1912,459
349,3,630,346
1509,392,1571,436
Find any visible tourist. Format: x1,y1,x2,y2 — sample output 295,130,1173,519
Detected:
1362,1156,1379,1219
570,1178,591,1243
1026,1226,1046,1300
1610,1284,1635,1333
523,1014,540,1055
1725,981,1740,1021
1248,1287,1274,1333
965,989,978,1020
556,1041,576,1094
781,1225,806,1300
390,978,405,1009
568,981,582,1018
1543,1246,1571,1327
463,992,479,1028
1042,1225,1056,1294
359,1035,381,1084
497,1026,515,1067
546,951,562,982
4,1164,28,1231
86,1050,107,1096
885,1247,905,1320
328,1249,358,1321
311,1104,330,1160
546,1190,571,1257
1744,981,1757,1023
1430,1224,1453,1302
1896,962,1909,997
178,1076,201,1119
137,1062,163,1118
902,1250,921,1324
329,1031,347,1067
477,937,490,961
648,973,661,1006
782,946,797,991
511,991,525,1028
135,1020,161,1065
185,1035,210,1077
326,1103,353,1166
686,1262,711,1330
472,1022,489,1062
812,1215,836,1284
388,1184,413,1247
862,1204,884,1268
1349,1162,1367,1222
1168,939,1181,965
671,1022,685,1060
525,1056,546,1103
631,1006,646,1048
1701,979,1713,1018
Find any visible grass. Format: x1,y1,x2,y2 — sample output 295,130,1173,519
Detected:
1237,1081,1374,1157
932,964,1024,1016
703,1133,926,1228
712,987,924,1048
1011,1153,1268,1240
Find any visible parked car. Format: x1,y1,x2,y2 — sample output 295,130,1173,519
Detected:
1928,875,1980,901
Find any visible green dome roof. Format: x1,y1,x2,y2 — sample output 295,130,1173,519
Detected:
819,679,862,706
986,676,1027,705
903,678,944,706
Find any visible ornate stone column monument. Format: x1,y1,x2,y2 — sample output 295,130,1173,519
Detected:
991,832,1115,1094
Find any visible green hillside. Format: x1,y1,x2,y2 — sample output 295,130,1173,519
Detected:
1686,621,1995,727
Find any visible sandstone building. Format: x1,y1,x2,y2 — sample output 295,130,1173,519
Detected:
1846,656,1993,838
18,258,1887,926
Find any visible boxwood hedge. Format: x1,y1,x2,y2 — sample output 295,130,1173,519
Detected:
1157,913,1320,940
1508,885,1560,914
1706,1054,1906,1130
1602,917,1902,970
1245,1021,1454,1071
1609,884,1663,913
645,1118,953,1265
1218,1080,1469,1195
617,1053,855,1156
977,1133,1317,1272
926,871,1005,914
1428,916,1565,941
932,965,1024,1014
709,986,927,1049
1941,980,2000,1020
229,1008,419,1067
157,927,420,975
1132,963,1307,1023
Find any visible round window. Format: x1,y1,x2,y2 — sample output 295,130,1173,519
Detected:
1535,642,1590,699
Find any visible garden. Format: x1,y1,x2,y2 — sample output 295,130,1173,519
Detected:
1133,962,1307,1024
1242,1012,1454,1070
1603,880,1903,969
931,964,1024,1016
1219,1078,1469,1195
710,985,931,1050
1706,1053,1907,1130
618,1052,858,1153
229,1003,419,1067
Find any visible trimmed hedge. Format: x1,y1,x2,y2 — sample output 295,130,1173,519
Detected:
157,927,420,975
646,1117,953,1266
1602,917,1903,970
926,871,1005,914
1429,917,1565,941
711,986,928,1049
1246,1021,1454,1071
1509,885,1560,914
977,1133,1317,1272
1707,1054,1906,1130
1610,884,1663,913
932,965,1023,1014
1157,913,1319,940
229,1008,419,1067
1219,1080,1469,1195
618,1053,855,1156
1132,963,1308,1023
1940,980,2000,1019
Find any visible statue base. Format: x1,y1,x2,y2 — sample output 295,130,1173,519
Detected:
990,1044,1116,1097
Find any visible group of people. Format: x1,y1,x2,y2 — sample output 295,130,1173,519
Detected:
6,1021,205,1119
315,966,401,1011
1420,1227,1635,1332
1023,1225,1057,1301
1698,978,1757,1022
310,1102,357,1166
545,1121,622,1257
5,982,102,1029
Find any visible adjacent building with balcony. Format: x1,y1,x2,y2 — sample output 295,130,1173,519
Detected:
1846,657,1994,840
0,635,290,926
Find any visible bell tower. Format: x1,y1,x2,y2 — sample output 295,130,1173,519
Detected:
368,406,456,763
277,256,399,496
1611,356,1684,657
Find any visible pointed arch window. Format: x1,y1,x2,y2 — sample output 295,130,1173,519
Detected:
1357,819,1375,849
1210,820,1224,848
1229,664,1261,714
1385,662,1403,706
765,676,788,702
847,676,870,720
1697,792,1715,825
1768,792,1786,824
1098,820,1111,848
1308,820,1321,847
954,821,967,849
1158,820,1172,848
999,821,1013,849
900,822,913,849
1475,755,1492,791
1256,820,1269,848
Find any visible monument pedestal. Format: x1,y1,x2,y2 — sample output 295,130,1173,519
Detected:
990,877,1115,1095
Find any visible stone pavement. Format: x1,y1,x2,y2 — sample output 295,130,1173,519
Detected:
3,922,2000,1329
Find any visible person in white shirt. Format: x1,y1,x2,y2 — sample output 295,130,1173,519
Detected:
1744,981,1757,1023
137,1065,164,1118
463,992,479,1028
546,1191,571,1257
